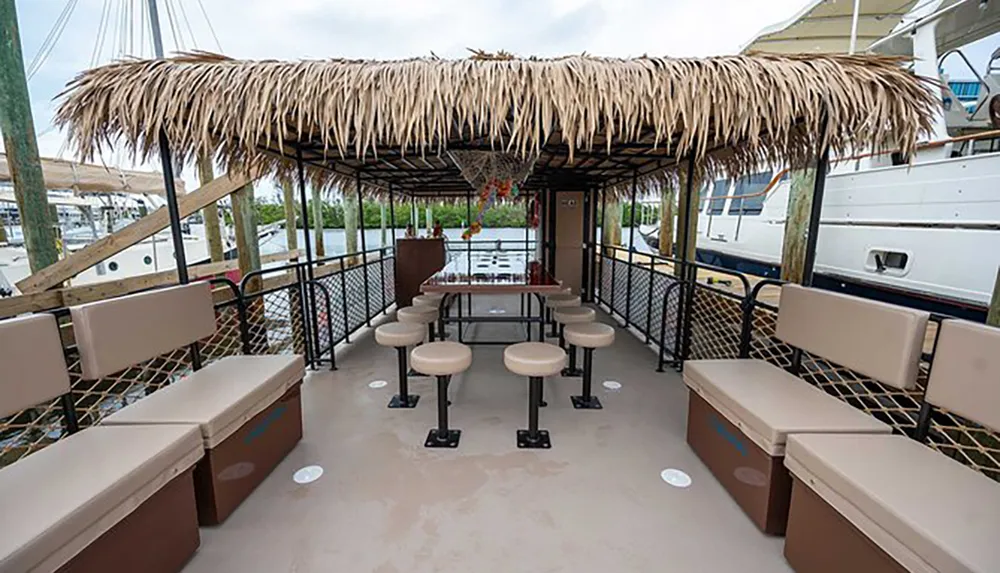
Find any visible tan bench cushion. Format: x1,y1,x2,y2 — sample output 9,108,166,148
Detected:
924,320,1000,433
71,282,217,380
0,424,202,573
0,314,70,417
101,355,305,448
786,433,1000,573
684,359,890,455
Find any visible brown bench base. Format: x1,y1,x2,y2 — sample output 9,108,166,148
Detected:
194,382,303,525
57,469,200,573
784,477,908,573
686,392,792,535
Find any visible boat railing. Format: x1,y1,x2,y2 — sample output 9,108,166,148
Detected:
0,247,396,468
594,242,1000,483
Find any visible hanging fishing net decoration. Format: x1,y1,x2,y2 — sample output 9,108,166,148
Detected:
449,151,538,240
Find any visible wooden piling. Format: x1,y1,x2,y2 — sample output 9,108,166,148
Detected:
343,186,359,262
281,178,299,259
230,183,261,289
675,170,699,277
196,154,224,262
658,185,675,257
0,0,58,273
602,200,622,254
780,167,816,283
311,183,325,259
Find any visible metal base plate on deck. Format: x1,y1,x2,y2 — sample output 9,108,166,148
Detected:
388,394,420,409
407,369,429,377
425,429,461,448
517,429,551,449
561,367,583,378
571,395,603,410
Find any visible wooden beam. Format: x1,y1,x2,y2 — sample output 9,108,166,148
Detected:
281,178,299,256
780,167,817,283
675,169,699,277
658,185,675,257
0,249,299,319
1,153,186,196
15,173,251,293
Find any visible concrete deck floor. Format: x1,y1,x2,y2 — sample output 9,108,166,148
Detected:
183,295,792,572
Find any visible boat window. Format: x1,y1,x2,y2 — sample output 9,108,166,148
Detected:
728,171,772,216
698,185,710,212
707,180,728,215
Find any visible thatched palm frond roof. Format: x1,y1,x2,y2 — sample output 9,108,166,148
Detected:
55,51,938,198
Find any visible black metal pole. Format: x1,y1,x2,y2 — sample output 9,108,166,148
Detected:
597,186,607,306
357,172,372,326
625,170,638,328
679,153,698,363
801,119,831,288
581,188,592,302
294,148,317,368
389,184,396,244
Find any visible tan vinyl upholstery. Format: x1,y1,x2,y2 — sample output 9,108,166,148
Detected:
0,424,203,573
545,294,580,309
375,322,426,347
786,433,1000,573
101,355,305,448
924,320,1000,433
504,342,566,377
410,342,472,376
71,282,217,380
0,314,70,417
412,295,441,309
397,305,438,325
684,360,890,455
776,284,929,390
564,323,615,348
553,306,596,325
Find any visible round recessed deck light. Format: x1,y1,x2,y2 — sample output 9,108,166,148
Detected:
660,469,692,488
368,380,388,389
293,465,324,485
602,380,622,391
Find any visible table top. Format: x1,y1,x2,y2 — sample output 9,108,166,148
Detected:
421,253,563,294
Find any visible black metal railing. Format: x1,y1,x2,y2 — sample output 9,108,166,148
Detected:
594,243,1000,482
0,248,396,468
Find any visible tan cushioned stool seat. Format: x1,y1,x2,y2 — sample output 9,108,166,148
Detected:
504,342,566,377
397,305,438,325
375,322,426,347
419,292,446,302
412,295,441,308
553,306,596,325
545,294,580,309
410,342,472,376
684,359,890,455
0,425,203,573
564,323,615,348
786,433,1000,573
101,355,305,448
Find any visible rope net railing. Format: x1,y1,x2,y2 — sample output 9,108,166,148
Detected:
0,251,396,468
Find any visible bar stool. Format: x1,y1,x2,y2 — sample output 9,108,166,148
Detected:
411,341,472,448
553,306,596,376
545,293,580,337
397,305,439,342
564,322,615,410
413,294,449,340
374,322,426,408
504,342,566,449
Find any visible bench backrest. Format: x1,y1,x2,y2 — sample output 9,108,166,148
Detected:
925,320,1000,434
0,314,70,417
775,284,929,390
71,282,216,380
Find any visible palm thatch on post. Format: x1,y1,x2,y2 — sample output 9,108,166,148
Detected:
55,51,937,199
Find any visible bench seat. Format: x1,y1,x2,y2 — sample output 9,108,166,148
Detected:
685,359,890,455
100,354,306,525
684,359,890,534
101,355,304,447
0,424,203,573
785,433,1000,573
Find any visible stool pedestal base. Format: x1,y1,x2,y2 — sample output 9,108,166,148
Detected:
571,395,603,409
388,394,420,408
425,429,461,448
517,429,551,449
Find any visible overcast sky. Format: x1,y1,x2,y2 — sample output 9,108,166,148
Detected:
7,0,999,197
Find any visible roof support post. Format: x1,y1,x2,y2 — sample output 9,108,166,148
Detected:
196,154,224,262
581,187,592,302
625,170,638,328
281,177,299,260
388,183,396,245
295,147,317,367
357,171,372,326
679,153,697,363
800,117,830,287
